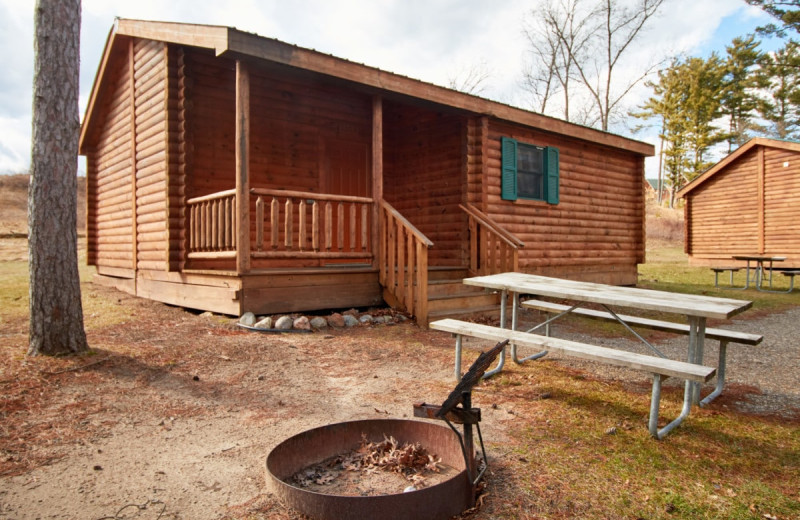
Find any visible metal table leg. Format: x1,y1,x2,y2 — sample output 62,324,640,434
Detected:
510,291,547,364
699,340,728,406
687,316,706,405
649,374,694,439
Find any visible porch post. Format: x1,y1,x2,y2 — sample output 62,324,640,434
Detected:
235,60,251,274
371,95,383,268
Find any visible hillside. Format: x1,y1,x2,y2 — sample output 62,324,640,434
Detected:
0,174,86,236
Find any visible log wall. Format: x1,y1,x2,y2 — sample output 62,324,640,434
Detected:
686,145,800,266
133,39,170,271
383,102,466,266
86,42,134,270
763,147,800,259
687,148,760,261
478,120,645,284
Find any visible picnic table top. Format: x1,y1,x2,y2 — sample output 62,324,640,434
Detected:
463,272,752,320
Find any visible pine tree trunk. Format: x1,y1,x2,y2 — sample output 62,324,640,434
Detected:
28,0,88,356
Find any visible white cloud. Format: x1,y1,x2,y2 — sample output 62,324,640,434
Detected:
0,0,782,175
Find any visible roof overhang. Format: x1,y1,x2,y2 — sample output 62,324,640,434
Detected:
80,19,655,157
677,137,800,198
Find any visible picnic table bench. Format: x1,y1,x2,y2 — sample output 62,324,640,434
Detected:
430,318,717,440
521,299,763,406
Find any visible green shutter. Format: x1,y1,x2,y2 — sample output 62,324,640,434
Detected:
544,146,559,204
501,137,517,201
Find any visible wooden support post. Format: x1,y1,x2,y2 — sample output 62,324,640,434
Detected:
371,96,383,269
235,60,251,275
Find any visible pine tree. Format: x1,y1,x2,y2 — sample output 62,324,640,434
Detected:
721,35,766,151
759,40,800,139
28,0,88,356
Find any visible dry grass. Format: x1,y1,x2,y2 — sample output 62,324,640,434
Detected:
0,173,85,235
646,204,684,243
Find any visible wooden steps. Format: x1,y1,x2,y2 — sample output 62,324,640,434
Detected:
380,266,502,325
425,267,501,324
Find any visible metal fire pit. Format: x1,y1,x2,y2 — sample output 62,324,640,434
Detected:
266,419,472,520
265,340,506,520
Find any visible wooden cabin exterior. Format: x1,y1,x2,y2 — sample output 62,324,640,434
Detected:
79,19,653,325
677,138,800,268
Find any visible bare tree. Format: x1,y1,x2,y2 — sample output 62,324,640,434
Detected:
447,58,492,95
522,0,597,121
28,0,88,356
523,0,665,130
587,0,665,130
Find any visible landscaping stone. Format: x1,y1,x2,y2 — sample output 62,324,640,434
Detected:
359,314,374,324
239,312,256,327
328,313,345,328
293,316,311,330
274,316,293,330
254,316,273,329
310,317,328,329
343,315,359,328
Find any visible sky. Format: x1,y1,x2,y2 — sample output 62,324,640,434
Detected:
0,0,782,177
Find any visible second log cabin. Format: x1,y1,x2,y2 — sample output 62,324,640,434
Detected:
79,19,654,325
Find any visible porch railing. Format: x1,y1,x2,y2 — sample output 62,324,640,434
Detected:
460,203,524,276
250,188,373,260
380,200,433,324
186,189,237,259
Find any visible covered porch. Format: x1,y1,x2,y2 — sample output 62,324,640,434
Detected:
167,56,519,323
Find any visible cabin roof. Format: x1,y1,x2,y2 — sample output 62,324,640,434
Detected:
80,18,654,156
677,137,800,198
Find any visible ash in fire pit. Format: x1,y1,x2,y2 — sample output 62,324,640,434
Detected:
288,434,457,496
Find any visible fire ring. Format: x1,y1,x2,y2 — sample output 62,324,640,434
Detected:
266,419,474,520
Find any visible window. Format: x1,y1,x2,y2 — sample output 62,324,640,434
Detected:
501,137,559,204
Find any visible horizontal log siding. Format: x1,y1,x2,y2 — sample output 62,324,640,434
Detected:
688,148,760,260
482,121,644,283
383,103,466,266
181,49,236,270
763,147,800,259
247,64,372,270
134,39,168,270
247,65,371,194
166,46,186,270
183,49,236,200
87,44,134,269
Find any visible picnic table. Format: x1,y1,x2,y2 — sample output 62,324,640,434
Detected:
457,272,754,437
732,255,786,290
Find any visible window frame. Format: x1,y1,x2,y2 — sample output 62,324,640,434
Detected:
501,136,559,204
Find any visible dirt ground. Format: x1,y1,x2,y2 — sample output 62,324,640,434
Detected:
2,266,797,519
1,277,487,519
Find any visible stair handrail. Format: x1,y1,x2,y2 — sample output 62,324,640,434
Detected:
460,203,524,276
460,204,525,249
380,200,433,325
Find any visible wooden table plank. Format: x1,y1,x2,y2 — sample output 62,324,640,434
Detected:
464,272,752,320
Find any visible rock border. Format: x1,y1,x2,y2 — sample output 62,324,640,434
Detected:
236,308,409,332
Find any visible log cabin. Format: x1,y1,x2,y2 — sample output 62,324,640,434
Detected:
677,138,800,268
79,19,654,325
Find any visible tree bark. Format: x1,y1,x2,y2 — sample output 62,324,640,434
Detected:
28,0,88,356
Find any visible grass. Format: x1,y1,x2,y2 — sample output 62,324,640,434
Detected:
640,242,799,315
477,359,800,520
